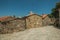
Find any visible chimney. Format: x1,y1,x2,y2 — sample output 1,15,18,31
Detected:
29,11,33,15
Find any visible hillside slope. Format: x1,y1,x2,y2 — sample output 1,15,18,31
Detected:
0,26,60,40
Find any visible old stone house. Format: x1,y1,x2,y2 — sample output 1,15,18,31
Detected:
0,17,26,34
42,14,52,26
23,12,42,29
6,18,26,32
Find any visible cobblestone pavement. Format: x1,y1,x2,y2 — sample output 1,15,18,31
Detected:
0,26,60,40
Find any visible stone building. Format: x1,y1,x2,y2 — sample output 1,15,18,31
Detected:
42,14,52,26
1,11,54,33
23,11,42,29
7,18,26,31
0,17,26,34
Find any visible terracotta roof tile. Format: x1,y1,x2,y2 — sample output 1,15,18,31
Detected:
0,16,14,22
42,14,48,19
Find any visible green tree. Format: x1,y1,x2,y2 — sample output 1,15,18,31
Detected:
50,2,60,27
49,2,60,18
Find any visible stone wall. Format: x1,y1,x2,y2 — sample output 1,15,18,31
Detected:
0,18,26,34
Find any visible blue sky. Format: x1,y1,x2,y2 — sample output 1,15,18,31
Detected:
0,0,60,17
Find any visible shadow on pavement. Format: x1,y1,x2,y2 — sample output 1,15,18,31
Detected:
54,25,60,29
